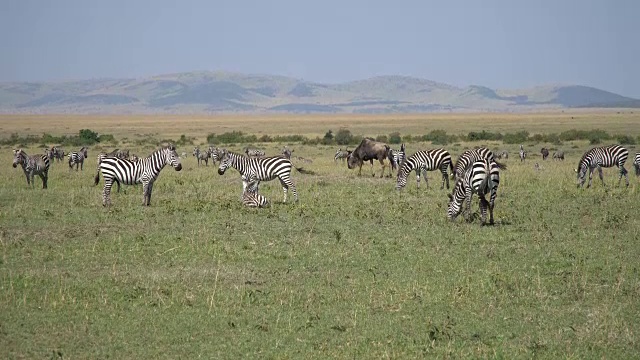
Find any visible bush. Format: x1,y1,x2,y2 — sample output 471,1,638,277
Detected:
388,132,402,144
503,131,530,144
424,129,453,145
335,129,353,145
322,130,334,145
617,135,636,145
375,135,388,143
467,130,502,142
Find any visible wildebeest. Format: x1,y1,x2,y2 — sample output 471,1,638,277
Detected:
541,147,549,160
347,138,393,178
552,151,565,160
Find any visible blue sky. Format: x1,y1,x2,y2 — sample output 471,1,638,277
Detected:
1,0,638,97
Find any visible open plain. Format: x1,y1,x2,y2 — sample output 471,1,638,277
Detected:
1,111,639,358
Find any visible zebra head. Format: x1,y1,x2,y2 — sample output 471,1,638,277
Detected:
395,158,412,191
80,147,88,158
446,182,465,221
217,151,232,175
12,149,26,168
193,147,199,157
163,144,182,171
575,163,588,187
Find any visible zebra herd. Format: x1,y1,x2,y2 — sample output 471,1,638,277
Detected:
9,142,640,220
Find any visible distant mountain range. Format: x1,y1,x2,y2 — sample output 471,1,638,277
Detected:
1,71,638,114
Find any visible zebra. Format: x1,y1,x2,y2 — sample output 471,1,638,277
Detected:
495,150,509,160
97,149,120,166
634,152,640,176
218,151,298,203
541,147,549,160
396,148,454,190
115,149,129,159
453,147,506,181
193,147,211,166
334,148,351,163
50,146,65,162
68,147,88,171
241,179,270,208
245,148,266,157
12,149,50,189
447,158,500,226
94,143,182,206
388,144,406,171
552,151,565,161
576,145,629,188
281,146,293,160
519,145,526,162
210,147,226,165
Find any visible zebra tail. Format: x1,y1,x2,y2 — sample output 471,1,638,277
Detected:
449,161,454,175
94,171,101,186
294,166,316,175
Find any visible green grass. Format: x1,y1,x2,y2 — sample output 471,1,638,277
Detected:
1,139,639,358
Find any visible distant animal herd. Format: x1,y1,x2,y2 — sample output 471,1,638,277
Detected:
10,139,640,225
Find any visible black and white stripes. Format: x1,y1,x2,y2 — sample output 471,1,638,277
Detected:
245,148,266,157
453,147,506,180
94,144,182,206
519,145,526,162
12,149,50,189
634,152,640,176
576,145,629,188
447,158,500,226
396,148,453,190
218,151,298,203
68,147,88,171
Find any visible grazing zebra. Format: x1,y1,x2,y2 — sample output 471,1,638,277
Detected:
281,146,293,160
447,158,500,226
453,147,506,180
334,148,351,163
193,147,211,166
634,152,640,176
12,149,50,189
94,144,182,206
495,150,509,160
519,145,526,162
68,147,88,171
218,151,298,203
576,145,629,188
245,148,266,157
541,147,549,160
389,144,406,171
115,149,129,159
396,148,454,190
552,151,565,161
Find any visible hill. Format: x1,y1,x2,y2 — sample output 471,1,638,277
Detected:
0,71,636,114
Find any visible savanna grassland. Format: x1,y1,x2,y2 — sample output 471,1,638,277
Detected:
1,112,639,359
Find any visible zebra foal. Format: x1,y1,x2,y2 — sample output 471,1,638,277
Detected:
94,144,182,206
12,149,50,189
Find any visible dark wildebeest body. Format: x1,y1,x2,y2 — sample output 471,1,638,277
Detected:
541,147,549,160
347,138,393,178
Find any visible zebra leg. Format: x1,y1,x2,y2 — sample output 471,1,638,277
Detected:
619,165,629,187
29,172,35,188
596,165,605,187
464,189,473,222
80,160,83,171
147,182,155,206
142,181,151,206
587,167,595,188
440,170,447,190
39,173,47,189
416,170,421,189
23,170,30,186
478,196,489,226
102,179,114,206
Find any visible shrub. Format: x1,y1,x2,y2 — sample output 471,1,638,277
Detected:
375,135,388,143
503,131,530,144
335,129,353,145
617,135,636,145
388,132,402,144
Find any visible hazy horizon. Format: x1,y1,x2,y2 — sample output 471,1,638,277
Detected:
2,0,638,97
